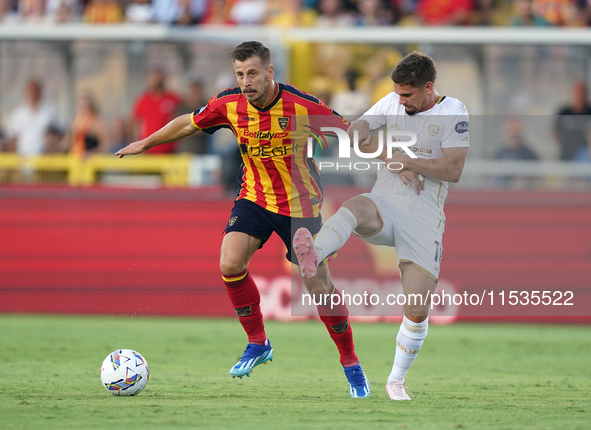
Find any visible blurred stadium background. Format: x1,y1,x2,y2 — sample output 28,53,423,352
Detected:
1,0,590,323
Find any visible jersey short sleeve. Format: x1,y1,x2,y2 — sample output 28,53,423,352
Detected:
441,99,470,149
190,91,234,134
358,93,395,132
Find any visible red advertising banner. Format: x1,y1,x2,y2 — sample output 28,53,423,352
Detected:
1,187,589,323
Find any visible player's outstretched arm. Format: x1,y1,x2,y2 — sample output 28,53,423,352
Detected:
385,147,469,183
116,114,197,158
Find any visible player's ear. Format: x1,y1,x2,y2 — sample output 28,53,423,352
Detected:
424,82,434,94
267,64,274,80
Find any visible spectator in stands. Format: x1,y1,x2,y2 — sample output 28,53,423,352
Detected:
354,0,395,25
61,91,110,158
6,79,62,157
508,0,550,26
562,1,587,27
495,117,539,161
473,0,496,25
46,0,82,23
83,0,124,23
329,69,371,116
531,0,572,26
199,0,233,24
150,0,180,23
572,139,591,162
19,0,45,21
493,117,540,188
125,0,152,23
227,0,268,25
391,0,420,25
554,81,591,160
0,1,15,22
416,0,474,25
150,0,208,24
44,124,66,154
174,79,208,154
175,0,209,25
573,120,591,162
131,70,182,154
314,0,355,26
266,0,317,27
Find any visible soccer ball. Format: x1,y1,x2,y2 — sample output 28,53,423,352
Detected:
100,349,149,396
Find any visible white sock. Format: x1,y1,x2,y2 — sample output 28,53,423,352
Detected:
387,317,428,384
315,207,357,262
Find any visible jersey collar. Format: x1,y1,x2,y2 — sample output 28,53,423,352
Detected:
247,82,282,113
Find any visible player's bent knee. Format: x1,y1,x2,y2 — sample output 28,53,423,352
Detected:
404,306,429,322
302,278,331,300
219,257,247,276
303,283,326,299
342,197,381,234
342,198,367,221
404,293,430,320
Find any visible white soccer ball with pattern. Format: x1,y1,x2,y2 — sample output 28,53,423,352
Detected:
100,349,149,396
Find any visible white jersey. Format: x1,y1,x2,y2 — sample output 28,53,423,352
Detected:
8,101,61,157
359,93,469,214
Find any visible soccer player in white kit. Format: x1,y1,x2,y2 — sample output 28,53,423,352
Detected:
293,51,469,400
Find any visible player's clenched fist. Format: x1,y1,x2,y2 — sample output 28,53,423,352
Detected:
347,120,372,146
115,141,147,158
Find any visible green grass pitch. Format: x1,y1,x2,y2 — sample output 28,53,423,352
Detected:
0,315,589,430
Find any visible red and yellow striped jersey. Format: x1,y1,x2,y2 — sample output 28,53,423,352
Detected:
191,82,348,218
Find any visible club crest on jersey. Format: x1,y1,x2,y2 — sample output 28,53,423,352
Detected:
428,124,439,136
228,216,238,226
278,117,289,131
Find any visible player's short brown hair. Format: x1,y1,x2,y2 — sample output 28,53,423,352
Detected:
231,41,271,67
391,51,437,88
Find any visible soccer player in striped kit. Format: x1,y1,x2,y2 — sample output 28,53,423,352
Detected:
116,41,371,398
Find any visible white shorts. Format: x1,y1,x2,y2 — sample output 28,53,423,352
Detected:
353,192,445,281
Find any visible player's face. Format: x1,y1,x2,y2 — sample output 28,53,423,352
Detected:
394,82,432,115
233,56,275,106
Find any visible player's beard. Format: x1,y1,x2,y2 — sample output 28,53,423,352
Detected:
405,106,418,115
243,88,260,102
243,80,270,105
406,96,429,115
